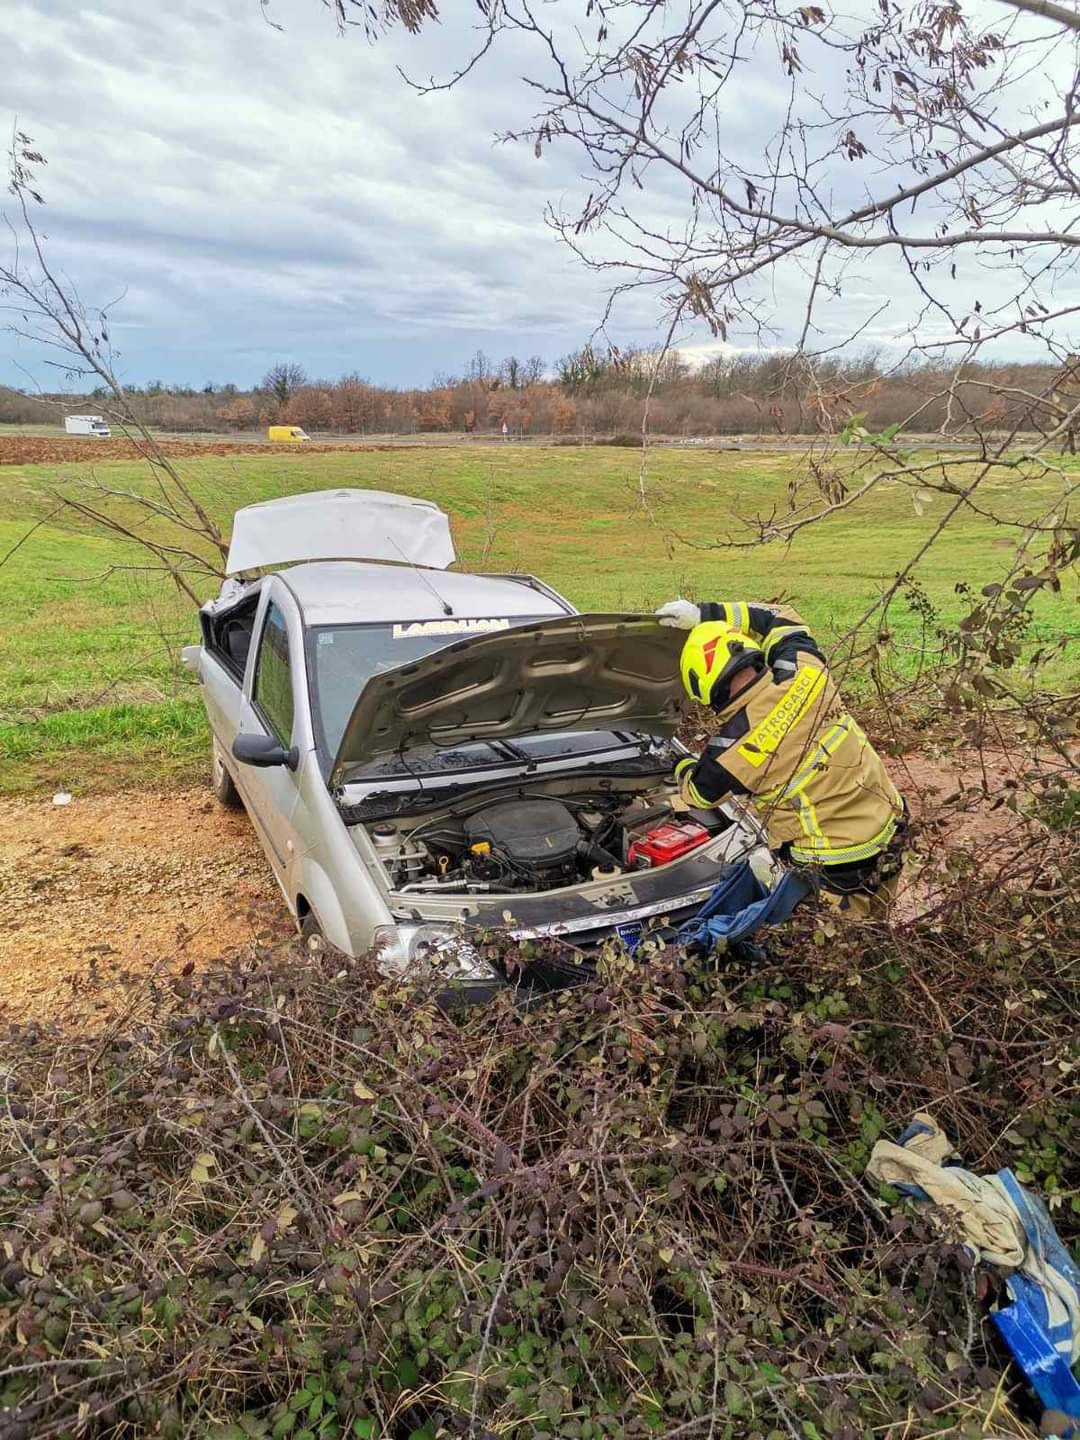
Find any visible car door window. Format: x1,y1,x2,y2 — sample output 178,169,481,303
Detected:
210,593,260,682
253,602,294,745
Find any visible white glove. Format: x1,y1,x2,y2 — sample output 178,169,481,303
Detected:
655,598,702,629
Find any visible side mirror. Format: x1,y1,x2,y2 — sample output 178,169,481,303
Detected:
232,732,299,770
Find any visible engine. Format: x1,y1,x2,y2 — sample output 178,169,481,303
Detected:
367,790,726,895
465,800,581,876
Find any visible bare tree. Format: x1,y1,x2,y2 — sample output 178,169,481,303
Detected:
0,133,228,603
261,361,307,407
466,348,497,387
304,0,436,36
306,0,1079,763
500,353,545,388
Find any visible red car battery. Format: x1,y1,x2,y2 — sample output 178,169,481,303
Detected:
627,820,711,868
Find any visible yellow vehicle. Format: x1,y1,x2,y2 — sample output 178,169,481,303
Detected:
267,425,310,444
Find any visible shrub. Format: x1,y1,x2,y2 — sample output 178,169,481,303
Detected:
597,431,644,447
1,857,1076,1439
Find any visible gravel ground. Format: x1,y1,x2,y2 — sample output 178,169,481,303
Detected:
0,784,289,1021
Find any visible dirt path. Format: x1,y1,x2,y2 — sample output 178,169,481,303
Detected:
893,746,1028,838
0,785,290,1021
0,431,1020,467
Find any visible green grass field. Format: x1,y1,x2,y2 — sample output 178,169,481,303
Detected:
0,443,1075,793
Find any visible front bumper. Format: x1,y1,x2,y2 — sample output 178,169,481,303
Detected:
403,888,716,1009
389,848,773,1006
506,881,718,947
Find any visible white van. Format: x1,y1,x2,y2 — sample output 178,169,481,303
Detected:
65,415,111,438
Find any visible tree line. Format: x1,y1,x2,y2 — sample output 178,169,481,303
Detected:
0,347,1068,439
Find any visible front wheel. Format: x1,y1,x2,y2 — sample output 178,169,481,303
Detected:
211,737,242,808
299,912,340,958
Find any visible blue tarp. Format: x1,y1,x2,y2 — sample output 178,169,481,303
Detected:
674,861,815,949
870,1118,1080,1430
992,1171,1080,1426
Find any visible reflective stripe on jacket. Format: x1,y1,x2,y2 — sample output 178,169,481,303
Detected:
680,602,904,866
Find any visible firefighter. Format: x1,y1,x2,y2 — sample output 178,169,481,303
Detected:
656,597,907,919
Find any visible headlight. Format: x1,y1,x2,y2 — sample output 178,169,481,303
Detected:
371,924,492,981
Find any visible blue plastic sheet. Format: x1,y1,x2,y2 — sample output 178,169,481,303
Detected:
871,1116,1080,1432
675,861,815,949
991,1171,1080,1427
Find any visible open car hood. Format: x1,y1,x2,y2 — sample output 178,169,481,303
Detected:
226,489,455,575
330,615,685,784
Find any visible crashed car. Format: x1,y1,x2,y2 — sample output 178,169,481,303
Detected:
182,489,768,998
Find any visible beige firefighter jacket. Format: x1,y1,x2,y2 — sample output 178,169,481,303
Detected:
678,603,904,867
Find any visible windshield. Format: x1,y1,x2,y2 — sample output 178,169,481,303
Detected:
307,619,655,774
309,618,549,758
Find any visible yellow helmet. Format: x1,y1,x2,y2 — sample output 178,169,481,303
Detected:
680,621,764,708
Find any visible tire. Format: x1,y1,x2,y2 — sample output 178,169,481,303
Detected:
299,912,334,957
211,737,242,809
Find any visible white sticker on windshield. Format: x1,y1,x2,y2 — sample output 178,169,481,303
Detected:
392,617,513,639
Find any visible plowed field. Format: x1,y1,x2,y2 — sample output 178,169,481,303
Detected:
0,435,403,465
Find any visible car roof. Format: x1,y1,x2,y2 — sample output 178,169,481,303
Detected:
276,561,571,627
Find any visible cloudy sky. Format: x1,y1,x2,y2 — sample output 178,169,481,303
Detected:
0,0,1074,390
2,0,630,389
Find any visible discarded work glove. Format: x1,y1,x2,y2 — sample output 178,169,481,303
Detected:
655,598,702,629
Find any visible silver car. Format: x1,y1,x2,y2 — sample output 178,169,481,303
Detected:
182,489,766,998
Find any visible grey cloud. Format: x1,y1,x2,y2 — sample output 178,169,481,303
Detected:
2,0,1073,391
0,0,617,385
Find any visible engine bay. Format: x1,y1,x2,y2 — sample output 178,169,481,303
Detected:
360,784,732,896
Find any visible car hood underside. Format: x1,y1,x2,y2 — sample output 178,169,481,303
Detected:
330,615,685,785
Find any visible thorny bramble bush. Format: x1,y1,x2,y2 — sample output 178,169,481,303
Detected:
1,843,1077,1440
